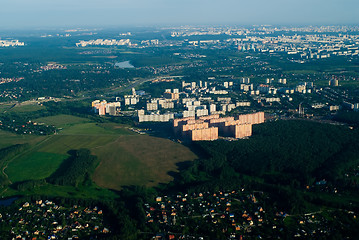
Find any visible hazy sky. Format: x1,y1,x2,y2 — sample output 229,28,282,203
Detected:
1,0,358,28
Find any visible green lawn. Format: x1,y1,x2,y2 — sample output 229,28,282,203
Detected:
6,152,68,182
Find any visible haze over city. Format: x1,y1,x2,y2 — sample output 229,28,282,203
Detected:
1,0,359,238
1,0,359,29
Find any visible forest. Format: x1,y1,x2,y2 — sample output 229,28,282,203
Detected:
170,120,359,214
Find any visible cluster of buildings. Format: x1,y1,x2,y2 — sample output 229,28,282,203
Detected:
75,37,163,48
0,77,24,85
138,112,174,122
170,26,359,38
0,200,109,239
134,80,257,123
145,188,357,240
145,189,281,240
40,63,67,71
92,100,121,116
232,34,359,59
174,112,264,141
72,26,358,53
91,72,357,130
76,39,131,47
92,88,142,116
141,26,359,59
0,117,56,135
0,39,24,47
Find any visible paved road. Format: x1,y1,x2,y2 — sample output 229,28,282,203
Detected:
104,77,157,96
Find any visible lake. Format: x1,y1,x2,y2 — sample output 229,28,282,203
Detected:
114,61,135,68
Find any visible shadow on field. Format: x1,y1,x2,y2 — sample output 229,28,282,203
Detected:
183,142,210,159
135,122,174,138
166,160,193,181
47,150,77,181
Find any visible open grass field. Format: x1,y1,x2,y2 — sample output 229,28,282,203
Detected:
0,103,15,113
37,135,118,154
35,114,133,135
92,135,198,190
1,113,198,194
9,103,45,113
0,130,44,149
58,122,129,135
0,102,45,114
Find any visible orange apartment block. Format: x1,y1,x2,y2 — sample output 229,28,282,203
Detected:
209,117,235,135
186,119,199,125
225,123,252,138
209,117,235,124
237,112,264,125
198,114,220,121
173,117,195,127
173,112,264,141
190,127,218,141
182,122,209,138
182,122,208,132
173,117,196,135
98,105,106,115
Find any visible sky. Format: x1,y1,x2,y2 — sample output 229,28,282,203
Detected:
0,0,358,29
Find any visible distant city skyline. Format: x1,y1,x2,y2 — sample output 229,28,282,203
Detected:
1,0,358,29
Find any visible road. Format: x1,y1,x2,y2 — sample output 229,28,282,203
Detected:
103,77,157,96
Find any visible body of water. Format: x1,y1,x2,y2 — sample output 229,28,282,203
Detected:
114,61,135,68
0,197,18,206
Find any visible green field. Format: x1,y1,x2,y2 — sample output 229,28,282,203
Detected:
37,135,117,154
0,103,14,113
1,114,198,196
35,114,91,127
0,130,44,149
9,103,45,113
58,122,132,135
0,102,46,115
6,152,68,182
